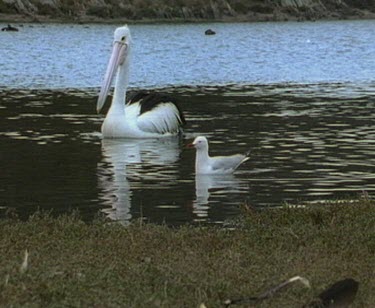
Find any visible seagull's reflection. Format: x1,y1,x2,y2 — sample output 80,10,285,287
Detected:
97,138,181,224
193,174,244,221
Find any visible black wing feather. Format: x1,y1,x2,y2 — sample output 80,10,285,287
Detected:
127,91,186,125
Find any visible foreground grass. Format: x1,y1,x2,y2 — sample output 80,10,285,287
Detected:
1,200,375,307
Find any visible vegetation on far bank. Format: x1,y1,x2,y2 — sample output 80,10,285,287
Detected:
0,0,375,24
1,199,374,307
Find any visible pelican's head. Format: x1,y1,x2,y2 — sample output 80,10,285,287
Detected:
113,25,132,48
188,136,209,150
97,25,132,113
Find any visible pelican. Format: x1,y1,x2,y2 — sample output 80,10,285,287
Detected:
97,25,186,138
188,136,251,174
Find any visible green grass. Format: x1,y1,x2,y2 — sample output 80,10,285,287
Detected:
1,199,374,307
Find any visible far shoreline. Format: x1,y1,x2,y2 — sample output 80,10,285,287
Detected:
1,11,375,26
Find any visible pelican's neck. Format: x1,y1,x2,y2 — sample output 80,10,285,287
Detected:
109,58,130,116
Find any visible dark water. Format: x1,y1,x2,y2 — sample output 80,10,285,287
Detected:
1,20,375,225
1,84,375,225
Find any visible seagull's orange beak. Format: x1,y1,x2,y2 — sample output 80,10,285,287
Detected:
186,142,195,148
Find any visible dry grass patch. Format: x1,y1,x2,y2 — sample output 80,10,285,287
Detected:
0,200,374,307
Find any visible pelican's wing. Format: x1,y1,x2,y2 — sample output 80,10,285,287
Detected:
137,103,184,134
128,92,185,135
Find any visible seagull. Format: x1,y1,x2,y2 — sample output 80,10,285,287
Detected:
188,136,251,174
97,25,185,138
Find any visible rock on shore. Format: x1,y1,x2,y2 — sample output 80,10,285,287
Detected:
0,0,374,23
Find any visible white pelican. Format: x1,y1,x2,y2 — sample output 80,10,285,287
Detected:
188,136,251,174
97,25,185,138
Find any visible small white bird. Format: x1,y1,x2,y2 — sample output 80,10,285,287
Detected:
188,136,251,174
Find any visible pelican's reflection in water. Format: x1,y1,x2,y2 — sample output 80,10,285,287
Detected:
97,138,181,224
193,174,246,222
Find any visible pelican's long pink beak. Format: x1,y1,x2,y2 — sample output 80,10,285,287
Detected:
97,41,128,113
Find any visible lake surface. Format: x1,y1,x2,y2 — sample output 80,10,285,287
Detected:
1,20,375,88
1,20,375,225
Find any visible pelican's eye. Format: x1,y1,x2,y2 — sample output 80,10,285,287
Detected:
121,36,126,42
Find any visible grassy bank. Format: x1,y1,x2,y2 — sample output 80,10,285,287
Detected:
1,200,374,307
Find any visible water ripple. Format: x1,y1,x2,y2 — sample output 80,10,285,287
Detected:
1,85,375,224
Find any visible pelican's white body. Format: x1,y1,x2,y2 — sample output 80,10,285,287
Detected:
190,136,250,175
102,102,181,138
98,26,184,139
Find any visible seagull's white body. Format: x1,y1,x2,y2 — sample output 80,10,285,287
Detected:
97,26,185,139
188,136,250,175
